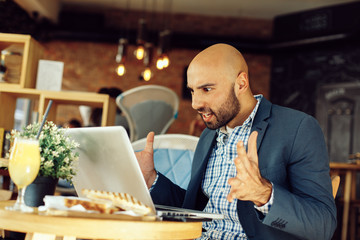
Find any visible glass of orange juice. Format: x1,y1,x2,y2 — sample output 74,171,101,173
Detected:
6,137,41,212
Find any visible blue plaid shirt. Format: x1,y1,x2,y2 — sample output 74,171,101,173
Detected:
200,95,273,240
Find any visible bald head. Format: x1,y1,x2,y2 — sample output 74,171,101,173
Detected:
187,44,257,128
188,43,248,83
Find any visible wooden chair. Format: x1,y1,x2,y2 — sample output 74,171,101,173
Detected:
331,175,340,198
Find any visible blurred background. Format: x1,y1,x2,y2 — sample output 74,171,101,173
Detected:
1,0,360,239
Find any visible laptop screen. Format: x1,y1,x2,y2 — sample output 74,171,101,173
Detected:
66,126,156,213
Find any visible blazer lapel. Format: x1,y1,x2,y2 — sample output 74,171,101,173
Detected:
251,97,271,151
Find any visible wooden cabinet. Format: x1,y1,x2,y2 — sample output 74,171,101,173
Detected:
0,86,116,130
0,33,44,89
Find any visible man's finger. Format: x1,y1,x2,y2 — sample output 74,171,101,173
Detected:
236,140,247,157
236,140,252,172
247,131,258,164
227,192,236,203
144,132,155,153
233,157,247,179
227,177,243,202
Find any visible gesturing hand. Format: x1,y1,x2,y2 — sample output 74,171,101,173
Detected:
135,132,157,189
227,131,272,206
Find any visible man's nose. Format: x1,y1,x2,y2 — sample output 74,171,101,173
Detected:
191,93,203,110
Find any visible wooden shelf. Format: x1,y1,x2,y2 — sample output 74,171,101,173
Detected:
0,86,116,130
0,33,43,89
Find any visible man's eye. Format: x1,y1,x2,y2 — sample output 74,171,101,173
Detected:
203,87,212,92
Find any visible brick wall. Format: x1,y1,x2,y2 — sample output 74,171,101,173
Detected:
43,41,271,136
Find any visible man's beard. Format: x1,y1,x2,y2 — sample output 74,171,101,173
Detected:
200,88,240,130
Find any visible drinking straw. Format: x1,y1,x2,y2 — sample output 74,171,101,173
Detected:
36,100,53,140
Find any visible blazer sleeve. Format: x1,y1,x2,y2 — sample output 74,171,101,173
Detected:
259,115,337,240
150,172,186,207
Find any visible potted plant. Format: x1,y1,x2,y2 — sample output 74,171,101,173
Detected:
7,121,80,206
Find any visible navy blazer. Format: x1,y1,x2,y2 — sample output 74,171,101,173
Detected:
151,98,337,240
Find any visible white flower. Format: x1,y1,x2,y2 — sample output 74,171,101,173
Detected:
44,161,54,168
52,151,59,157
58,146,65,153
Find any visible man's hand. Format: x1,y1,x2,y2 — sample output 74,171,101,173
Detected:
135,132,157,189
227,131,272,206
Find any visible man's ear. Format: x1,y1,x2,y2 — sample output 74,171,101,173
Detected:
235,72,249,93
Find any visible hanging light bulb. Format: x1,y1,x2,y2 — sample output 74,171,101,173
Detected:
156,57,164,70
116,63,126,76
156,54,170,70
142,67,152,81
134,18,147,60
134,45,145,60
140,42,154,81
156,30,171,70
162,54,170,68
115,38,128,76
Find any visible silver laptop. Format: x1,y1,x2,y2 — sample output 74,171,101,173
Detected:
66,126,224,221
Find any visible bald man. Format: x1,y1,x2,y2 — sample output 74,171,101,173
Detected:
137,44,336,240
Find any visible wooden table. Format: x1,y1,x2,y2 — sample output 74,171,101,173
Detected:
330,162,360,240
0,201,203,240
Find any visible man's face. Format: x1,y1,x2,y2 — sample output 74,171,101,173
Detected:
189,79,241,130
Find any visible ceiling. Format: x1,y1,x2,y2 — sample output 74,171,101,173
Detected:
14,0,360,23
62,0,359,19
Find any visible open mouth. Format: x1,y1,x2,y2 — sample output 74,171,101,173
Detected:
202,112,213,122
